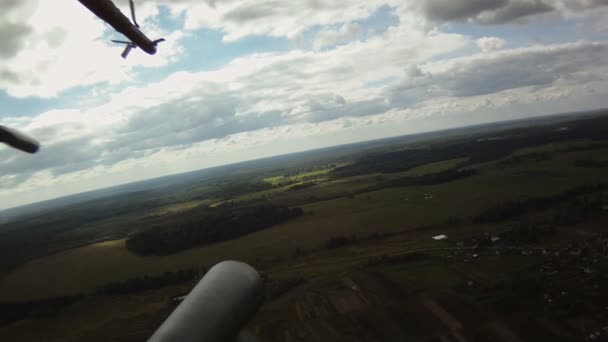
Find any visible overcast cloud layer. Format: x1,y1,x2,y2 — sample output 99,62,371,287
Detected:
1,0,608,209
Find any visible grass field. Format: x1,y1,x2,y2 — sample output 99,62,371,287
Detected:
401,157,469,177
263,163,349,186
512,139,599,155
144,200,210,217
263,170,330,186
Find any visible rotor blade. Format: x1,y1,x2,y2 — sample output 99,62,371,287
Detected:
130,0,140,28
121,44,134,59
0,125,40,154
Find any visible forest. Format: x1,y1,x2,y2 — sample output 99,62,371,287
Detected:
332,115,608,178
94,269,200,296
473,184,606,224
126,204,304,255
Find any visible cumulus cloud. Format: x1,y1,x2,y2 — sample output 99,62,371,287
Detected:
477,37,507,52
170,0,402,41
313,22,362,51
476,0,553,24
421,0,509,21
418,0,608,24
558,0,608,11
389,41,608,102
0,0,36,59
0,23,32,59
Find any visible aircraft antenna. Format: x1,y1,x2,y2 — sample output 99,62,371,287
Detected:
111,40,137,58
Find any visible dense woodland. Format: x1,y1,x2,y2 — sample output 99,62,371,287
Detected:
0,295,83,326
126,204,304,255
473,184,606,224
95,269,200,296
359,169,478,194
332,115,608,177
0,270,201,326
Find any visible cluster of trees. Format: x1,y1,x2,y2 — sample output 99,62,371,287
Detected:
324,235,358,249
366,252,429,266
0,268,206,326
473,184,606,224
498,223,557,244
95,269,199,296
287,182,317,191
266,277,305,299
359,169,479,194
497,152,552,168
0,294,84,326
205,179,273,199
574,159,608,168
558,142,608,153
332,116,608,178
126,205,304,256
0,270,202,325
553,194,608,225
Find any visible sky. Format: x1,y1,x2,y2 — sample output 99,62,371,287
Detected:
1,0,608,210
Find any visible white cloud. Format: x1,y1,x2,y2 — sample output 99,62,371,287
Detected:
418,0,608,24
390,41,608,101
477,37,507,52
173,0,405,41
313,22,362,51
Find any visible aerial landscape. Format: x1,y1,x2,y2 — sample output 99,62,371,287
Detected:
0,111,607,341
3,0,608,341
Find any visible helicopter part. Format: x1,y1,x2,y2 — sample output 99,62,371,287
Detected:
0,125,40,154
129,0,139,28
78,0,165,58
147,261,264,342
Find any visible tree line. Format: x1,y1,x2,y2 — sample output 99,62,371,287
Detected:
0,269,201,326
332,115,608,178
0,295,84,326
126,204,304,256
94,269,200,296
473,184,606,224
357,169,479,194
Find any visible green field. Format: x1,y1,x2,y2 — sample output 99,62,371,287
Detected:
263,167,338,186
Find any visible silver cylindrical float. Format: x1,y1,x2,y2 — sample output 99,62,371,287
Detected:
148,261,264,342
